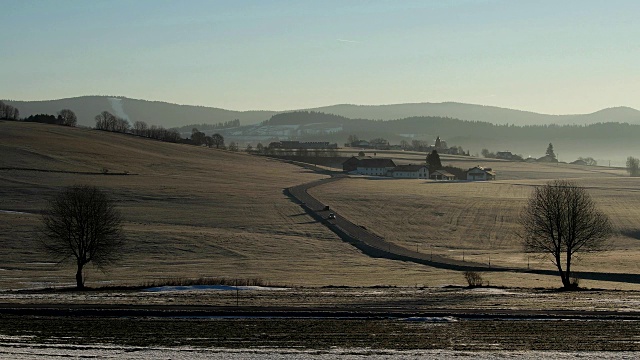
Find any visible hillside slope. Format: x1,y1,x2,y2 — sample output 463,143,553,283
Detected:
0,121,456,289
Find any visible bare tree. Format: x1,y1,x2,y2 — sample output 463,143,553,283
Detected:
211,133,224,149
0,101,20,120
132,120,148,136
58,109,77,127
95,111,116,131
519,180,612,289
627,156,640,177
115,117,130,133
39,185,125,289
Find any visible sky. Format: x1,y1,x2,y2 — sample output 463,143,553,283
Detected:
1,0,639,114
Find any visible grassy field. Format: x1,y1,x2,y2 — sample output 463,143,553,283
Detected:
311,151,640,289
2,122,639,290
0,122,464,289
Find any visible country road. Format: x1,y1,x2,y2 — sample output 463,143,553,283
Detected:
285,174,640,284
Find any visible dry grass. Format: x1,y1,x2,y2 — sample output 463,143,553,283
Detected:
310,154,640,290
2,122,639,291
0,122,465,289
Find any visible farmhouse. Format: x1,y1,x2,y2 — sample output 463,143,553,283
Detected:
430,169,456,181
389,164,429,179
354,158,396,176
466,166,496,181
342,156,372,172
496,151,513,160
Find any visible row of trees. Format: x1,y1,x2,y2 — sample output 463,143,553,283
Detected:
93,111,181,143
256,146,338,157
23,109,78,127
0,101,20,120
1,102,77,127
95,111,130,133
190,128,225,148
177,119,240,133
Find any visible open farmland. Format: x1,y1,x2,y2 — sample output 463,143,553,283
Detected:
310,155,640,289
2,121,639,290
0,121,462,289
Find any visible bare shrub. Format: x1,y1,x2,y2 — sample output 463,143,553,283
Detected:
143,277,268,288
463,271,484,287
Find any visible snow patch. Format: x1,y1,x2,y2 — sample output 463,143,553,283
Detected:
0,210,29,215
143,285,288,292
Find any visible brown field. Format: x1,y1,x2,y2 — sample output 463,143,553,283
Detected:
1,121,639,290
311,151,640,289
0,122,461,289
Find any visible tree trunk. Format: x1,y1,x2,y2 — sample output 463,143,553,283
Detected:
555,254,571,288
76,263,84,290
565,250,574,289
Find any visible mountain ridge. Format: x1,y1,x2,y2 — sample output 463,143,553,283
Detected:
4,96,640,128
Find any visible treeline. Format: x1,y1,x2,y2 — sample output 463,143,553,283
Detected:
94,110,181,142
0,101,20,120
176,119,240,133
257,111,640,143
246,142,338,157
263,111,350,126
2,102,77,126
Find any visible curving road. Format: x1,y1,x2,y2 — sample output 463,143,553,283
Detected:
286,174,640,284
287,175,492,272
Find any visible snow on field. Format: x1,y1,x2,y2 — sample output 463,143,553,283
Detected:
143,285,289,292
1,344,639,360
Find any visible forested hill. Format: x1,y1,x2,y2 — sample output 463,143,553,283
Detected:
6,96,640,129
263,111,640,142
305,102,640,126
3,96,277,128
250,111,640,164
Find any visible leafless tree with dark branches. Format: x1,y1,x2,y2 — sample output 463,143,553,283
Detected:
519,180,612,289
40,185,125,289
57,109,77,127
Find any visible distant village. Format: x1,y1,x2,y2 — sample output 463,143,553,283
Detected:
342,156,495,181
265,136,498,181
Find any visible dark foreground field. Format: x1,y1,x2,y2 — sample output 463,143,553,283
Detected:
2,287,640,353
2,314,640,351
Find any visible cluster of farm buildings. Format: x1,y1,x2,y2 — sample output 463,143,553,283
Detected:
342,156,496,181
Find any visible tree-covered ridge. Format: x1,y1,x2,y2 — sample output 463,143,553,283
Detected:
263,111,353,126
253,110,640,141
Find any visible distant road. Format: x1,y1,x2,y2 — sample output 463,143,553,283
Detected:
286,174,640,284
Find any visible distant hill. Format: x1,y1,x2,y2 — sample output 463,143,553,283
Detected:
4,96,640,129
225,111,640,166
307,103,640,126
3,96,277,128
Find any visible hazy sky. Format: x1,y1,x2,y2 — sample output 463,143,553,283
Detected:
2,0,639,113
